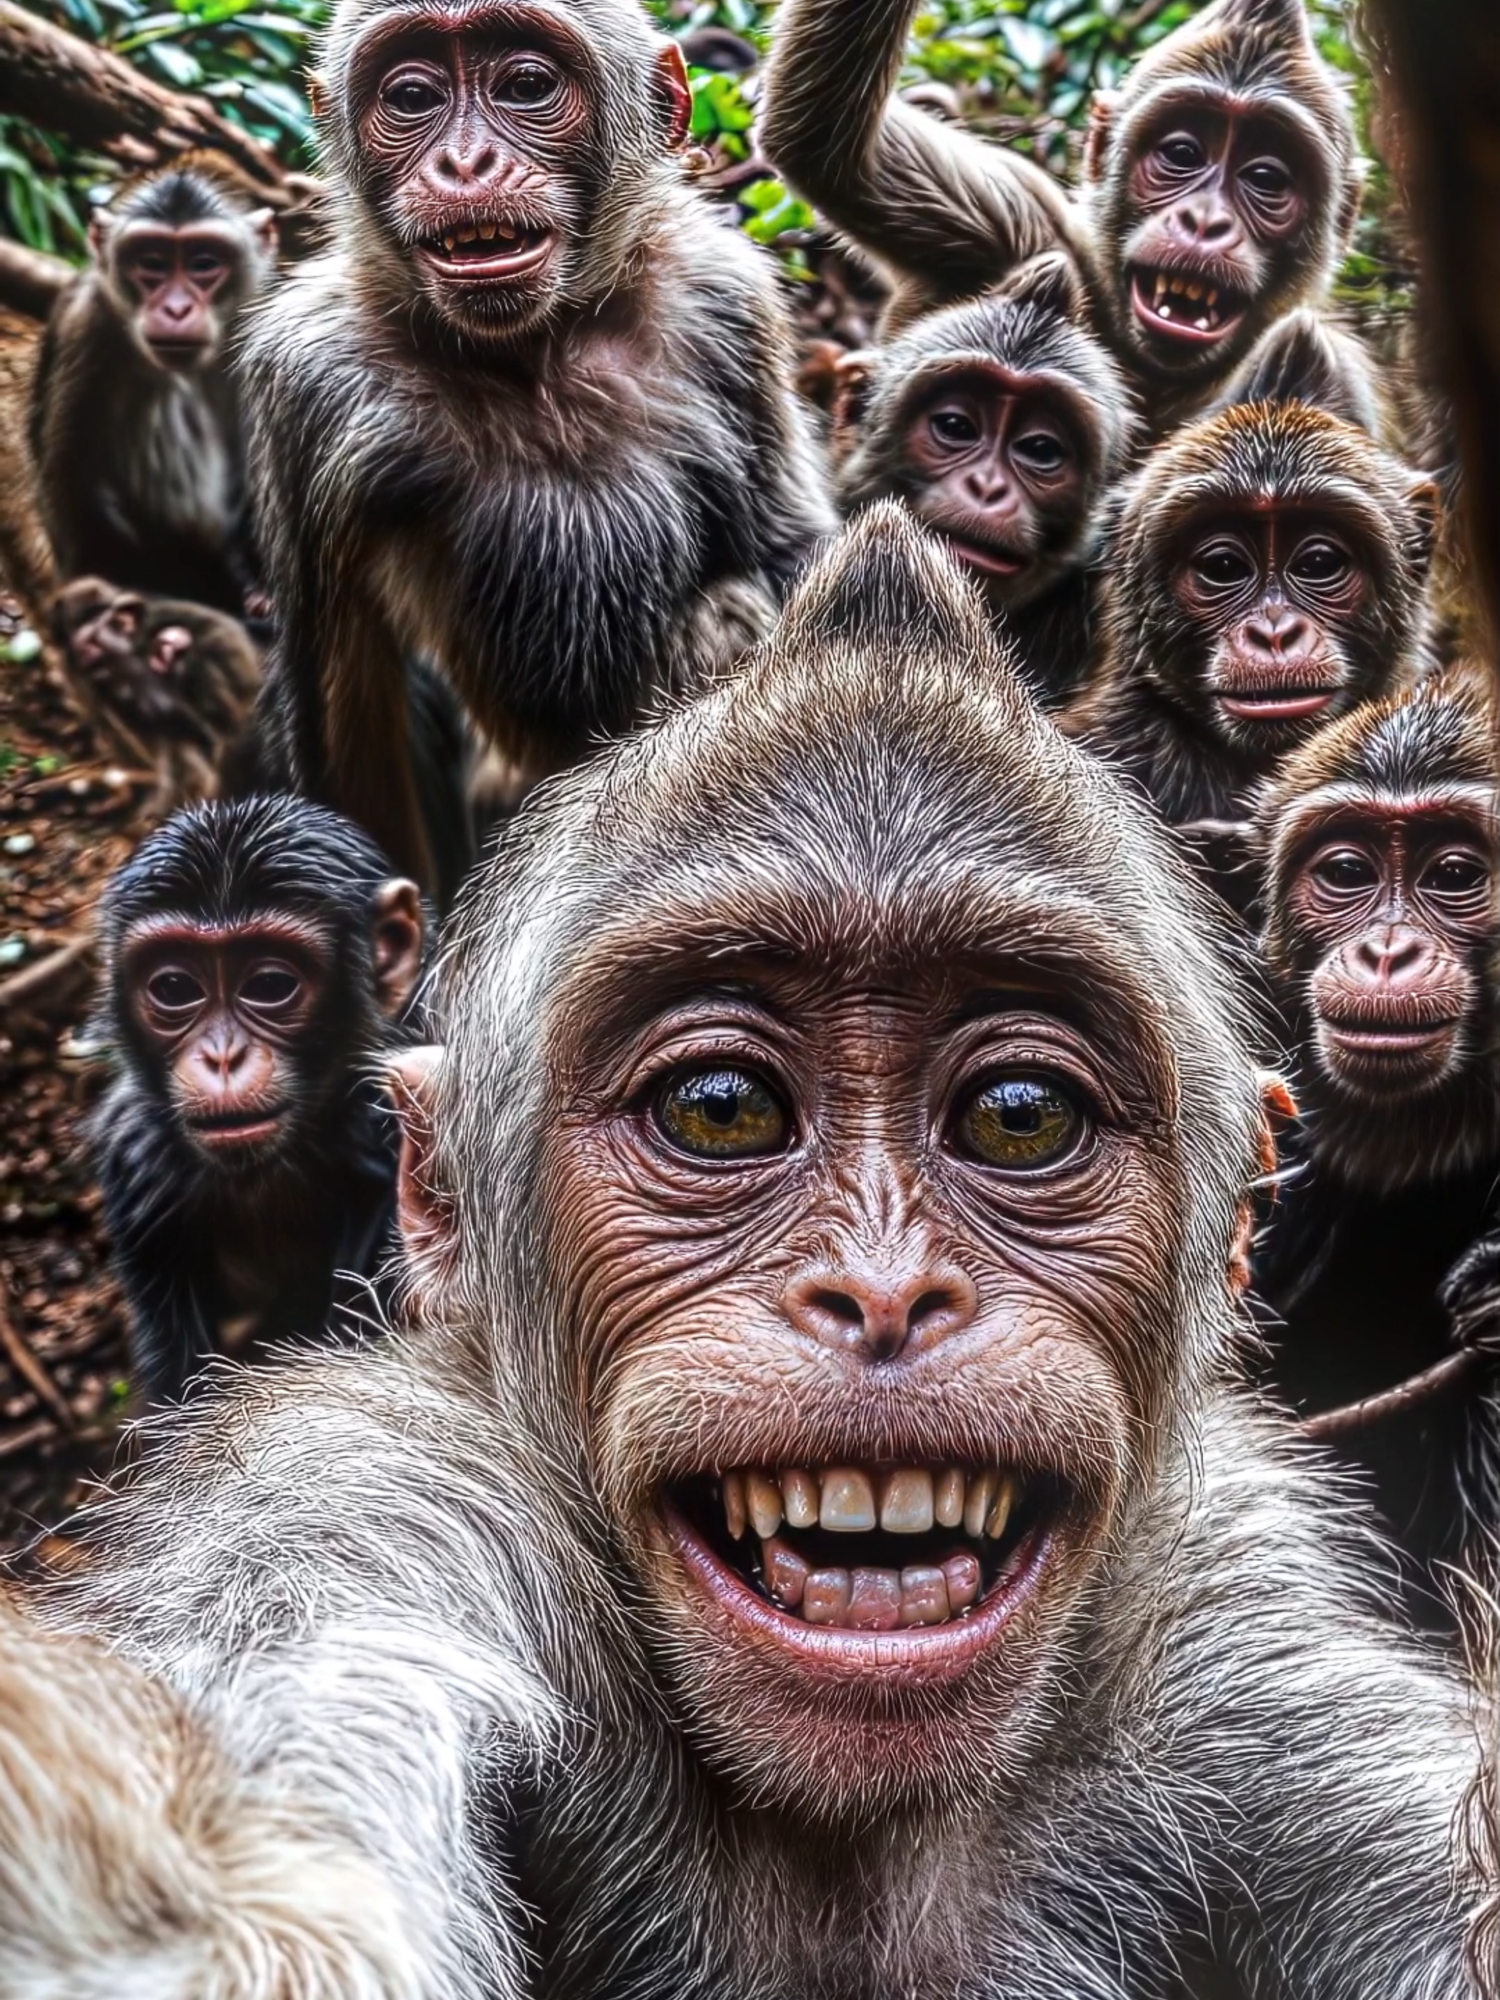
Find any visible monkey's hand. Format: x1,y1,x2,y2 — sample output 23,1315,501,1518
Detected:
0,1604,421,2000
1441,1233,1500,1352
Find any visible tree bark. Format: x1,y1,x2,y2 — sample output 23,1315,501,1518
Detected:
0,239,70,321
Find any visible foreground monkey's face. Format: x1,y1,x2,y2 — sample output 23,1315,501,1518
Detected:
345,3,688,337
1272,804,1498,1103
1105,101,1325,380
545,950,1181,1814
889,369,1088,608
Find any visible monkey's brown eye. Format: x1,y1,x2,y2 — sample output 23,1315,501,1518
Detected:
187,251,225,282
1013,431,1069,473
1288,540,1350,586
929,408,980,447
1311,849,1378,892
1422,852,1490,895
146,969,206,1012
384,76,443,115
956,1077,1081,1170
1159,133,1204,171
496,60,560,107
654,1068,790,1160
241,965,301,1008
1193,542,1254,589
1241,158,1291,197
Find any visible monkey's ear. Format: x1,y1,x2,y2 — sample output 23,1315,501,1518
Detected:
307,71,329,121
1082,92,1117,186
829,350,878,455
372,880,425,1018
1004,250,1086,323
653,40,693,151
1403,477,1443,575
86,210,110,261
249,207,279,258
388,1045,455,1284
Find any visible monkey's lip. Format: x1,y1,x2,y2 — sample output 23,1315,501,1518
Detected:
418,222,554,283
1217,688,1336,722
1129,268,1244,345
659,1469,1058,1683
939,534,1027,580
145,337,211,368
187,1106,287,1148
1321,1017,1459,1056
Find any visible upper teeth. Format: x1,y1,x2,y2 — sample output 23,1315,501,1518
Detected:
1149,271,1223,326
721,1466,1016,1541
440,221,521,254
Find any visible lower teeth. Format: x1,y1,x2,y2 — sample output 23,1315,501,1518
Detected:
761,1536,983,1628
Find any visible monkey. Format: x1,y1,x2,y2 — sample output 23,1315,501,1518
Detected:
760,0,1361,440
1251,671,1500,1608
50,576,260,760
830,253,1134,704
29,159,277,615
675,25,758,75
89,795,426,1404
239,0,835,889
0,510,1485,1998
1062,328,1441,895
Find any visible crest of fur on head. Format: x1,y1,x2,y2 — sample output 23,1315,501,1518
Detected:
1083,0,1361,370
404,502,1261,1414
831,254,1138,602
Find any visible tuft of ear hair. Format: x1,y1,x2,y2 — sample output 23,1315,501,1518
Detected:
1213,0,1316,39
1001,250,1088,323
1225,311,1384,435
777,500,994,661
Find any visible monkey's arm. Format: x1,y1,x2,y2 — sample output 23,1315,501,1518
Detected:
33,1356,558,2000
0,1603,424,2000
760,0,1081,301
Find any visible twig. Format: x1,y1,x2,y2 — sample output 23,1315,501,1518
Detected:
0,932,93,1012
0,1285,73,1430
1299,1348,1482,1439
0,1419,55,1463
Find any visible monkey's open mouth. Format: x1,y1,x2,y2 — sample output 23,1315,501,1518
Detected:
940,534,1027,582
188,1106,286,1148
419,220,554,282
665,1465,1056,1665
1130,268,1244,344
1217,689,1336,723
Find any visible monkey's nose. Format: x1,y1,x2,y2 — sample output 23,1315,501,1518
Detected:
1246,607,1312,659
782,1261,978,1362
1354,925,1430,984
435,141,499,186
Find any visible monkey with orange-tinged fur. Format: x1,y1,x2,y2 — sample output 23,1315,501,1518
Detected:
0,511,1488,1999
241,0,834,889
762,0,1361,443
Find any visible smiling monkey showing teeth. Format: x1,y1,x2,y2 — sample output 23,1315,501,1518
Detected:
5,510,1483,2000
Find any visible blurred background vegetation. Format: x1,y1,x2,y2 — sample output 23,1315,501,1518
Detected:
0,0,1405,317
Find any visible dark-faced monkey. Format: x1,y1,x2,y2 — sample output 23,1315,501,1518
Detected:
1253,672,1500,1607
761,0,1360,439
30,160,277,615
241,0,834,887
831,254,1134,705
1,510,1483,1997
1063,334,1440,889
50,576,260,760
90,796,425,1404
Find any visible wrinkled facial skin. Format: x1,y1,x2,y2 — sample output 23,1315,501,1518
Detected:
107,223,243,371
1163,502,1379,756
899,370,1086,607
123,922,334,1165
1116,106,1321,376
345,1,669,339
544,955,1185,1817
1276,806,1498,1103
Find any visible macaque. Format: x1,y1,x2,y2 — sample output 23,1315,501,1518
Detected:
831,254,1134,703
91,796,425,1402
50,576,259,759
240,0,834,886
30,160,276,613
1,511,1483,1999
1254,672,1500,1603
761,0,1361,438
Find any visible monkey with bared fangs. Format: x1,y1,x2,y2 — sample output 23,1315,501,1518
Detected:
30,159,277,615
90,795,426,1405
239,0,834,890
1252,671,1500,1610
832,253,1135,706
761,0,1360,440
1063,318,1441,901
1,510,1488,1998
